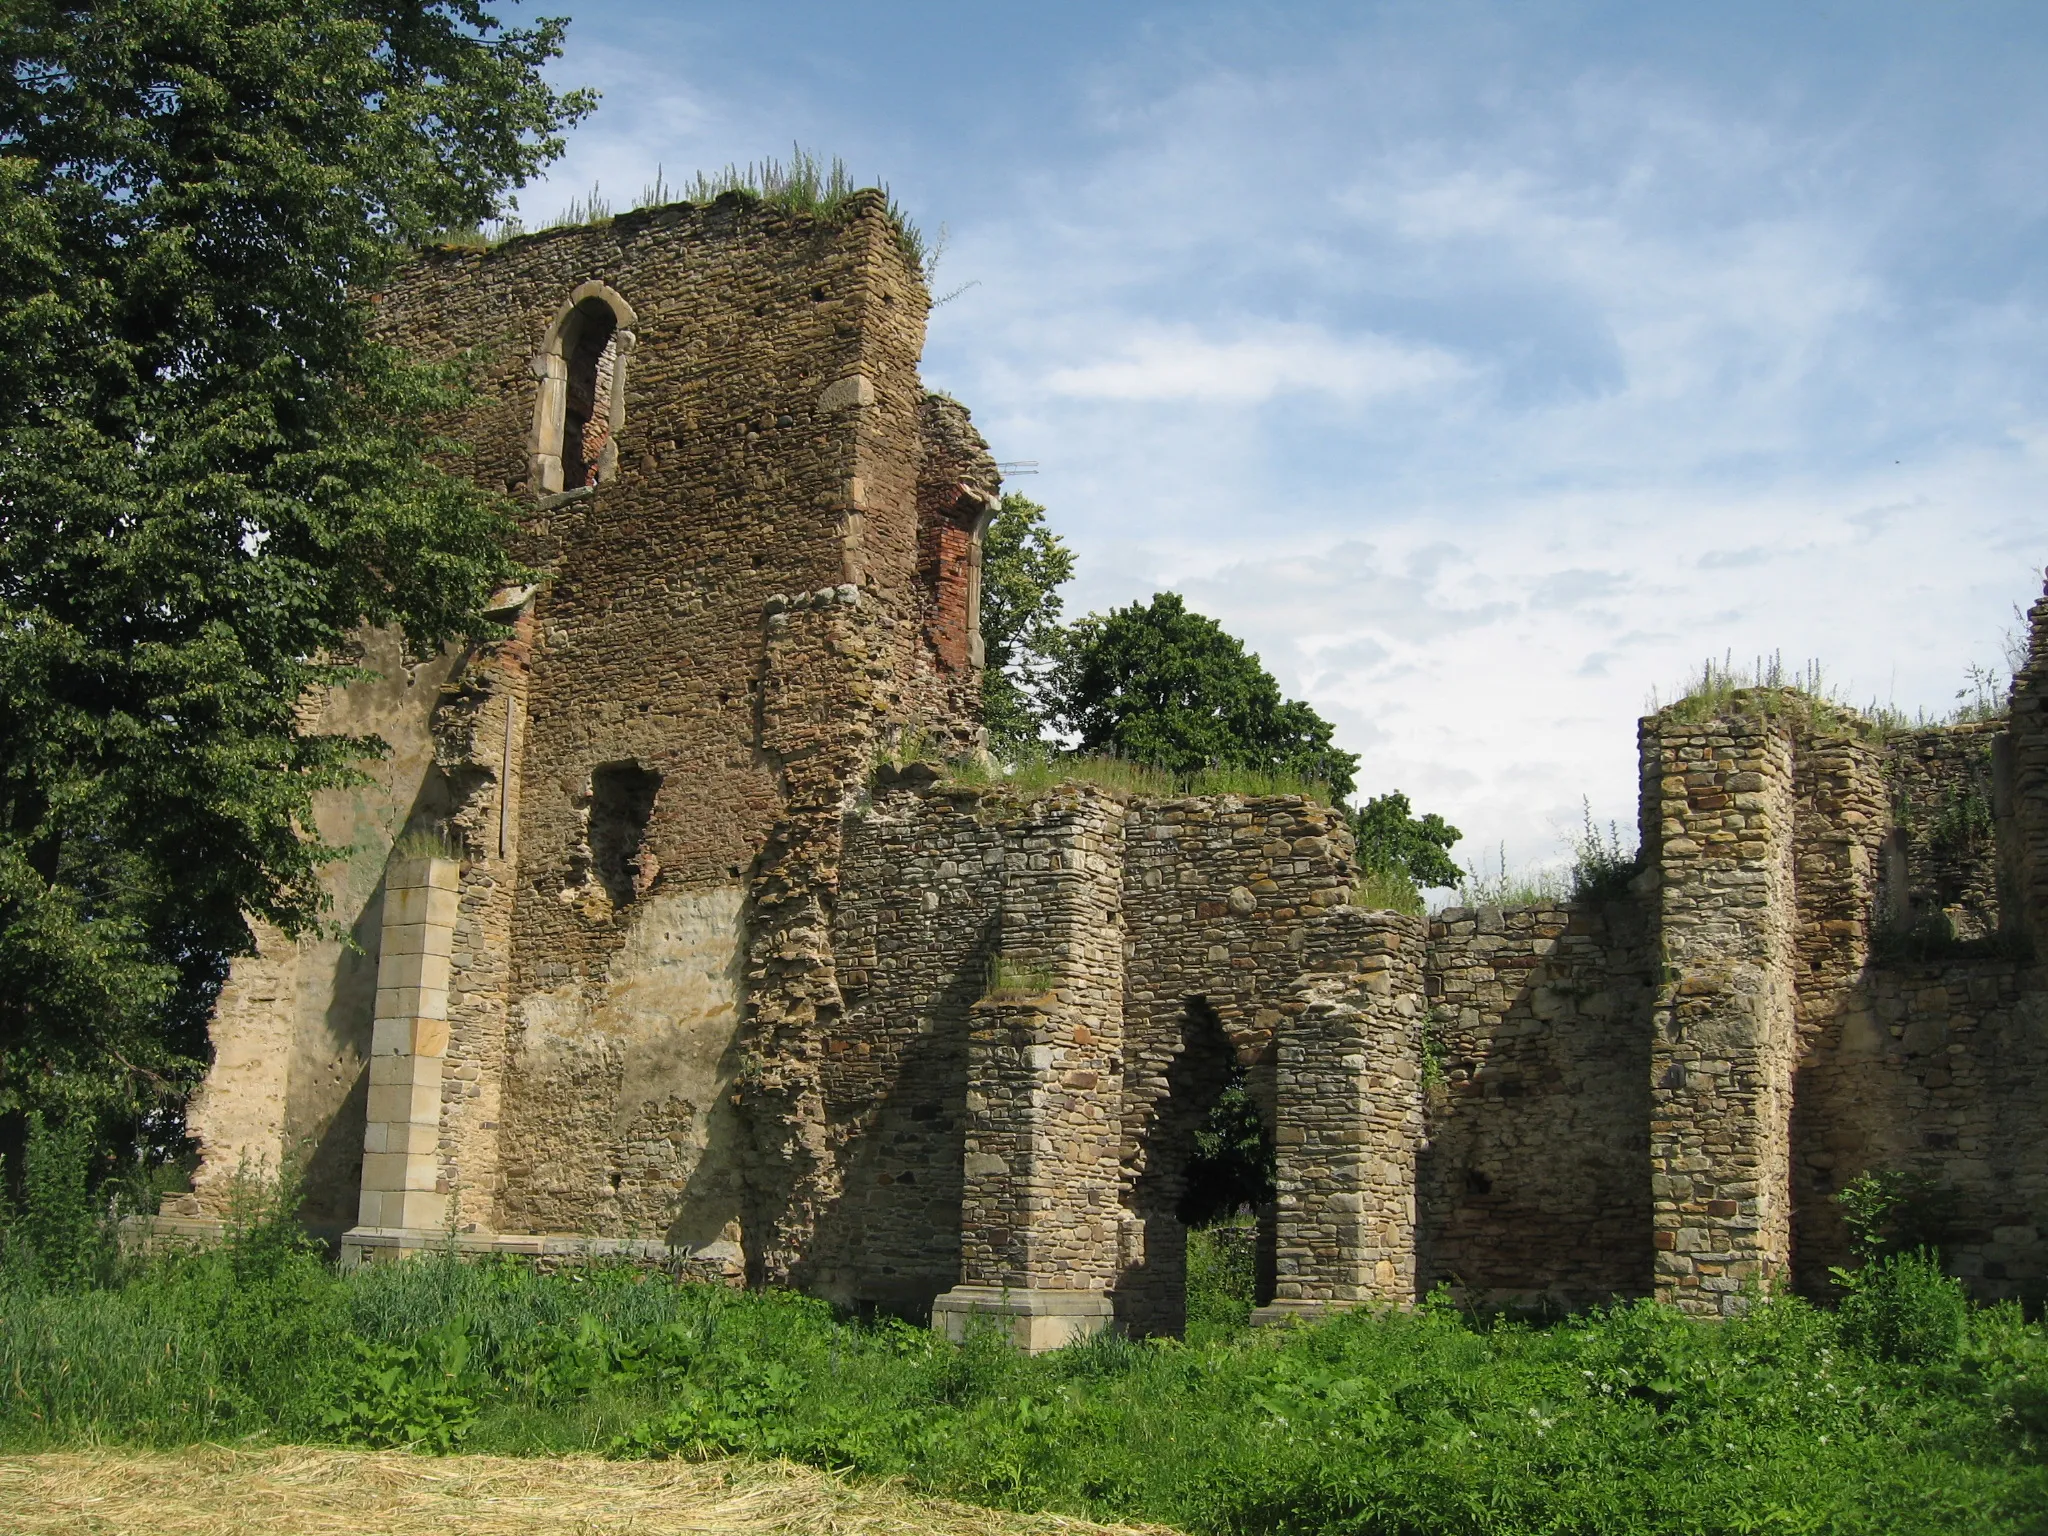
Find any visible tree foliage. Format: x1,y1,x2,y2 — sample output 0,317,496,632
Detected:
0,0,593,1126
1350,791,1463,890
977,494,1074,747
1050,592,1359,801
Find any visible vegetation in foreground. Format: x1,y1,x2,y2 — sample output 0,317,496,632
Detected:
2,1178,2043,1536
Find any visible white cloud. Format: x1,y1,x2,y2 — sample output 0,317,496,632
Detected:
1044,323,1469,404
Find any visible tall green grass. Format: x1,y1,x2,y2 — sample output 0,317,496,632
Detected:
5,1216,2045,1534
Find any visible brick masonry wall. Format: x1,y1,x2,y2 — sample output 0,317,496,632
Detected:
1420,899,1655,1309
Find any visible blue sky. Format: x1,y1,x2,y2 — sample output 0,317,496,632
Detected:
513,0,2048,880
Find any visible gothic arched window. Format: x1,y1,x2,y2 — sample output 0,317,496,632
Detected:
530,282,637,495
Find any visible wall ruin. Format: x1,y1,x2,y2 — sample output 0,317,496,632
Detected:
173,199,2048,1336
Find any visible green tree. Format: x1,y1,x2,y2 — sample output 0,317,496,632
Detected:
1351,791,1463,890
978,494,1075,747
1051,592,1359,800
0,0,593,1132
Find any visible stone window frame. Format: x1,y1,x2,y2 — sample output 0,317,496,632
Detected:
955,486,1001,670
528,281,638,495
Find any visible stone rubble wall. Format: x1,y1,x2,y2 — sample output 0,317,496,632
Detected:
1116,795,1360,1333
1420,899,1655,1309
1792,958,2048,1298
956,793,1129,1293
821,771,999,1310
1262,919,1426,1316
1881,724,2006,943
181,202,2048,1326
1645,711,1801,1316
2004,582,2048,957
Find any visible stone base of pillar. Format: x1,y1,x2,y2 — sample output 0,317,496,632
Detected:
1248,1297,1362,1328
930,1286,1114,1353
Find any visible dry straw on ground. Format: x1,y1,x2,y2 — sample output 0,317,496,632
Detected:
0,1447,1178,1536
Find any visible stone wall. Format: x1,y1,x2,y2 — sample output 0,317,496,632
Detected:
1881,724,2005,944
1116,795,1359,1333
180,200,2048,1329
1256,920,1425,1323
818,769,997,1310
1792,957,2048,1298
186,195,982,1265
1420,899,1654,1309
183,628,463,1240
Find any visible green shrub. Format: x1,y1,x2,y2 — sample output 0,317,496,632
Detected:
1185,1223,1257,1340
1,1112,115,1291
1834,1167,1952,1263
318,1320,480,1452
1838,1249,1968,1366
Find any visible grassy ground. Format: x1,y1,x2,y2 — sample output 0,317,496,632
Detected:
2,1223,2044,1535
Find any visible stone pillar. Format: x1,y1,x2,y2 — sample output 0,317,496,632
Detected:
1645,709,1799,1315
1252,923,1424,1325
934,792,1125,1352
351,854,459,1236
429,615,533,1237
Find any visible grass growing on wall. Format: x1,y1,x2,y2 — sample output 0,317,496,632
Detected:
5,1186,2047,1536
432,148,935,277
1652,653,2019,737
898,746,1338,807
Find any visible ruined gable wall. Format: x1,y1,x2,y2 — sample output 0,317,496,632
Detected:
364,196,935,1243
1419,899,1655,1309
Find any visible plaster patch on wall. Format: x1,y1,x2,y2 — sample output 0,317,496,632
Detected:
498,885,747,1238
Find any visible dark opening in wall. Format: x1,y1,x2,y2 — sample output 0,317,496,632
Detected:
563,298,619,489
588,761,660,905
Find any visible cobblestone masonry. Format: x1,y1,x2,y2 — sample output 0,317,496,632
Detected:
178,202,2048,1330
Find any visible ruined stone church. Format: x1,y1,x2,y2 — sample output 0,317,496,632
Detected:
168,190,2048,1346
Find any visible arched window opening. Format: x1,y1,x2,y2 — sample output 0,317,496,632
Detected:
562,301,618,490
530,282,637,496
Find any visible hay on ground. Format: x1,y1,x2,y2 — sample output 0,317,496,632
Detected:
0,1447,1178,1536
